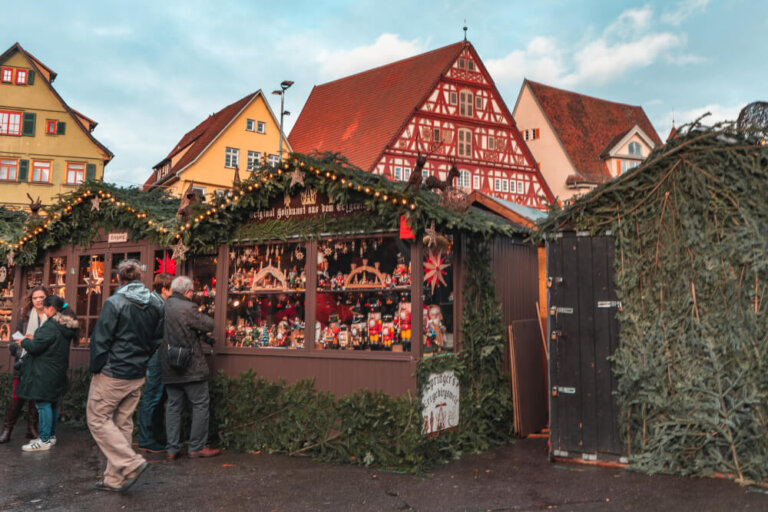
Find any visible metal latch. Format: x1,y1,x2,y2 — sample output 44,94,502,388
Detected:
550,330,562,340
597,300,623,311
552,386,576,396
546,276,563,288
550,306,573,315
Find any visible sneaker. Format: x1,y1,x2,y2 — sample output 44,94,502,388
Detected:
188,446,220,458
22,439,52,452
49,436,57,446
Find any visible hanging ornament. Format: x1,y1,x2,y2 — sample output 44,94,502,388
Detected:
171,240,189,261
295,248,304,261
424,250,450,294
91,196,101,211
290,168,306,187
6,250,14,266
324,246,332,256
342,243,349,255
155,253,177,275
84,257,104,295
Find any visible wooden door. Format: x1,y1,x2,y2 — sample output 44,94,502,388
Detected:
547,232,623,461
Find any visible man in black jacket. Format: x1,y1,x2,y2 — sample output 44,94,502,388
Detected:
87,260,164,492
160,275,218,459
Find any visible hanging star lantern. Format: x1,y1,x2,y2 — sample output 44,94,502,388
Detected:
290,168,305,188
423,250,449,294
84,273,104,295
171,240,189,261
155,253,177,275
91,196,101,211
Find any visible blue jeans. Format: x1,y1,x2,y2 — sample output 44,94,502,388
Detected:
35,401,57,442
138,352,166,449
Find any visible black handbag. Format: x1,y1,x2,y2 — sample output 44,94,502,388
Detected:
167,343,192,370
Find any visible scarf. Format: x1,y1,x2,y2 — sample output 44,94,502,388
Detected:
25,308,47,337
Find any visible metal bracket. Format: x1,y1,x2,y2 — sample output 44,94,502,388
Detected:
550,306,573,315
597,300,623,311
550,330,562,340
546,276,563,288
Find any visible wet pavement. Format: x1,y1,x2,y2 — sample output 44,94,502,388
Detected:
1,425,766,511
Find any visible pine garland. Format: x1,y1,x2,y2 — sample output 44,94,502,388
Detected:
539,123,768,484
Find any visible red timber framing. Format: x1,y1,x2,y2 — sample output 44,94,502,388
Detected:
373,44,554,210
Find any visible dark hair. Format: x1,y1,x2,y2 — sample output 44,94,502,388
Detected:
22,285,50,314
43,295,76,318
118,259,142,283
153,273,173,293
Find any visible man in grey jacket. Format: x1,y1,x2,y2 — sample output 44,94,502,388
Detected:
160,275,218,459
87,259,164,492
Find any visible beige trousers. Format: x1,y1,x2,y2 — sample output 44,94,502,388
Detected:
86,373,146,488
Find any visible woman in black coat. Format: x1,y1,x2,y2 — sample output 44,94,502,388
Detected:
0,285,48,443
15,295,78,452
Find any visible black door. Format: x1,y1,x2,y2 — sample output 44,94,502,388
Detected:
547,232,623,461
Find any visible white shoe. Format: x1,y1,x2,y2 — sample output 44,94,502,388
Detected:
49,436,57,446
22,439,52,452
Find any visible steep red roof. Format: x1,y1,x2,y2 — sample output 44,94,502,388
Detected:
289,42,466,171
153,92,257,179
526,80,661,183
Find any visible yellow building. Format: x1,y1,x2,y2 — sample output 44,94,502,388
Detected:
0,43,112,207
143,90,291,199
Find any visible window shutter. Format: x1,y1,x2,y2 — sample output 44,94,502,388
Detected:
57,121,66,135
85,163,96,181
18,160,29,182
22,113,36,136
27,69,34,84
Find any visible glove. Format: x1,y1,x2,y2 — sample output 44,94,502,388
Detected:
8,342,20,358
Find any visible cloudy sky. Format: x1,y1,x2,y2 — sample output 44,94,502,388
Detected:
2,0,765,186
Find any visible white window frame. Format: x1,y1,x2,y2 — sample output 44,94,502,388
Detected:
458,170,470,188
0,158,18,181
494,178,501,192
225,147,239,168
0,68,12,82
422,169,429,179
517,180,525,194
0,111,22,135
15,69,27,85
628,141,641,155
267,154,279,167
501,179,508,193
246,119,256,132
394,166,402,181
459,90,474,117
404,167,411,181
192,186,207,202
31,160,51,183
473,175,480,190
247,150,261,171
257,121,266,134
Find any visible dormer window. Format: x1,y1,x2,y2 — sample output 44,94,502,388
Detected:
459,90,473,117
628,141,641,155
15,69,27,84
1,68,12,83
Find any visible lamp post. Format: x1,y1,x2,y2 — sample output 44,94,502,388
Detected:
272,80,293,164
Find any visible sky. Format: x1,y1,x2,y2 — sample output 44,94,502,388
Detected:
2,0,765,187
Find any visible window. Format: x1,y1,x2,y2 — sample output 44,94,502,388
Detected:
487,135,495,150
501,179,509,193
457,128,472,157
1,68,11,83
620,160,640,174
473,175,480,190
66,162,85,184
15,69,27,84
404,168,411,181
450,92,457,105
494,178,501,192
433,128,441,142
458,58,465,69
191,186,207,202
517,180,525,194
247,150,261,171
458,170,470,188
0,159,18,180
31,160,51,182
524,128,540,141
459,90,473,117
422,169,429,179
246,119,256,131
475,96,482,109
628,141,642,155
0,111,22,135
267,154,279,167
225,147,239,168
257,121,266,134
394,166,402,181
468,60,475,71
46,120,57,135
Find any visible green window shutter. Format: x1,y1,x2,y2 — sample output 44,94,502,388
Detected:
57,121,66,135
22,113,36,136
27,69,34,85
85,163,96,181
18,160,29,182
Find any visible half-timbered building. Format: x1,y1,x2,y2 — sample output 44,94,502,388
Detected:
289,41,554,210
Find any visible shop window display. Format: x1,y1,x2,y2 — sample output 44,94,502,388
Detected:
226,242,305,348
48,256,67,298
0,264,13,341
315,236,412,352
422,235,454,354
76,254,106,344
192,254,216,317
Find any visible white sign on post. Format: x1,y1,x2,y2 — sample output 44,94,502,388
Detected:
421,370,460,436
107,232,128,243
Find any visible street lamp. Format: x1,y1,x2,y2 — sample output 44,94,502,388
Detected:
272,80,293,164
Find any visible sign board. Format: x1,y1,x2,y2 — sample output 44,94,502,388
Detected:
421,370,460,436
248,189,366,222
107,232,129,243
